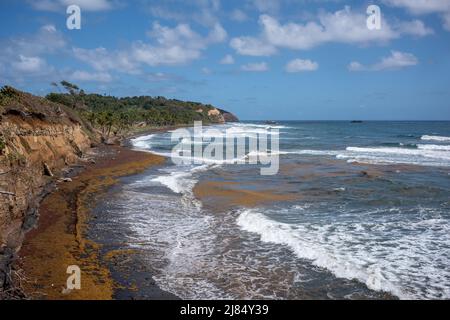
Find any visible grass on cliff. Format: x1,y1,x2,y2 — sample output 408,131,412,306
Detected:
1,82,231,143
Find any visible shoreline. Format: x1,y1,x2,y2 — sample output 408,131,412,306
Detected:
17,141,176,299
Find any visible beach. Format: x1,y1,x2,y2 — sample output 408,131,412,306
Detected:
17,144,175,299
107,121,449,300
16,121,450,300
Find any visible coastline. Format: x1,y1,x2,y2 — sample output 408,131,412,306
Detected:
15,121,437,300
17,142,175,299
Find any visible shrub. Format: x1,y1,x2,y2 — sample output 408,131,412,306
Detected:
0,86,19,107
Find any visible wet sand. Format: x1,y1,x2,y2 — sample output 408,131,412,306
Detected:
18,145,167,299
194,180,300,212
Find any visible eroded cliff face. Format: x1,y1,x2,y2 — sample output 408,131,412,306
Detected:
0,88,93,294
218,108,239,123
206,108,239,124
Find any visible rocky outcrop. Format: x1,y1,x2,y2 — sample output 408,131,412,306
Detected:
206,108,239,124
0,87,93,295
218,108,239,123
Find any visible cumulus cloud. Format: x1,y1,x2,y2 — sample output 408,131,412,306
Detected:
147,0,222,27
4,24,66,57
220,54,235,64
230,9,248,22
0,25,64,83
241,62,269,72
285,59,318,72
1,17,227,87
136,22,226,66
252,0,280,13
73,47,139,74
230,36,277,56
70,70,113,82
382,0,450,15
383,0,450,31
12,55,47,73
230,6,433,56
73,21,227,72
348,51,418,71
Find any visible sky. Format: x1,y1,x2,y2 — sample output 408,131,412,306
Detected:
0,0,450,120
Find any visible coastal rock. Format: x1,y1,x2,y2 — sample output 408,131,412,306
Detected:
206,108,239,124
43,162,53,177
218,108,239,122
0,87,93,295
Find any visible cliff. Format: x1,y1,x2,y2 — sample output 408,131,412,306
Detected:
218,108,239,123
0,86,239,297
0,87,94,296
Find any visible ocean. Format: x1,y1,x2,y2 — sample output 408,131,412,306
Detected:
92,121,450,300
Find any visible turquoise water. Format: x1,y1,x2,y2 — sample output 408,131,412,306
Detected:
100,121,450,299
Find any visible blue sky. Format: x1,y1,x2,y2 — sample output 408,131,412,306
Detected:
0,0,450,120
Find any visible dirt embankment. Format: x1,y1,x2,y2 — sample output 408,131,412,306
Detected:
18,145,165,300
0,87,94,296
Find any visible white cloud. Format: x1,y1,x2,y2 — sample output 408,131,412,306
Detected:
143,72,183,83
147,0,222,27
285,59,318,72
230,9,248,22
135,22,226,67
201,67,212,75
397,20,434,37
6,24,66,57
220,54,235,64
73,21,227,71
230,6,433,56
29,0,115,12
12,55,47,73
70,70,113,82
241,62,269,72
0,25,64,82
444,13,450,31
207,23,228,43
132,43,202,67
230,36,277,56
382,0,450,15
73,47,139,74
383,0,450,31
348,61,365,72
348,51,418,71
252,0,280,13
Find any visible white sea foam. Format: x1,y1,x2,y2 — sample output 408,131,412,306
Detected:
152,165,210,195
421,135,450,142
122,124,450,300
131,134,155,149
418,144,450,151
282,150,341,156
340,146,450,167
118,174,298,300
237,207,450,300
346,146,450,158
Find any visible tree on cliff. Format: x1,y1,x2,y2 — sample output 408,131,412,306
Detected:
57,81,85,110
45,81,237,140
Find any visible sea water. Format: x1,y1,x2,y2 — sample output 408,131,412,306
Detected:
94,121,450,300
